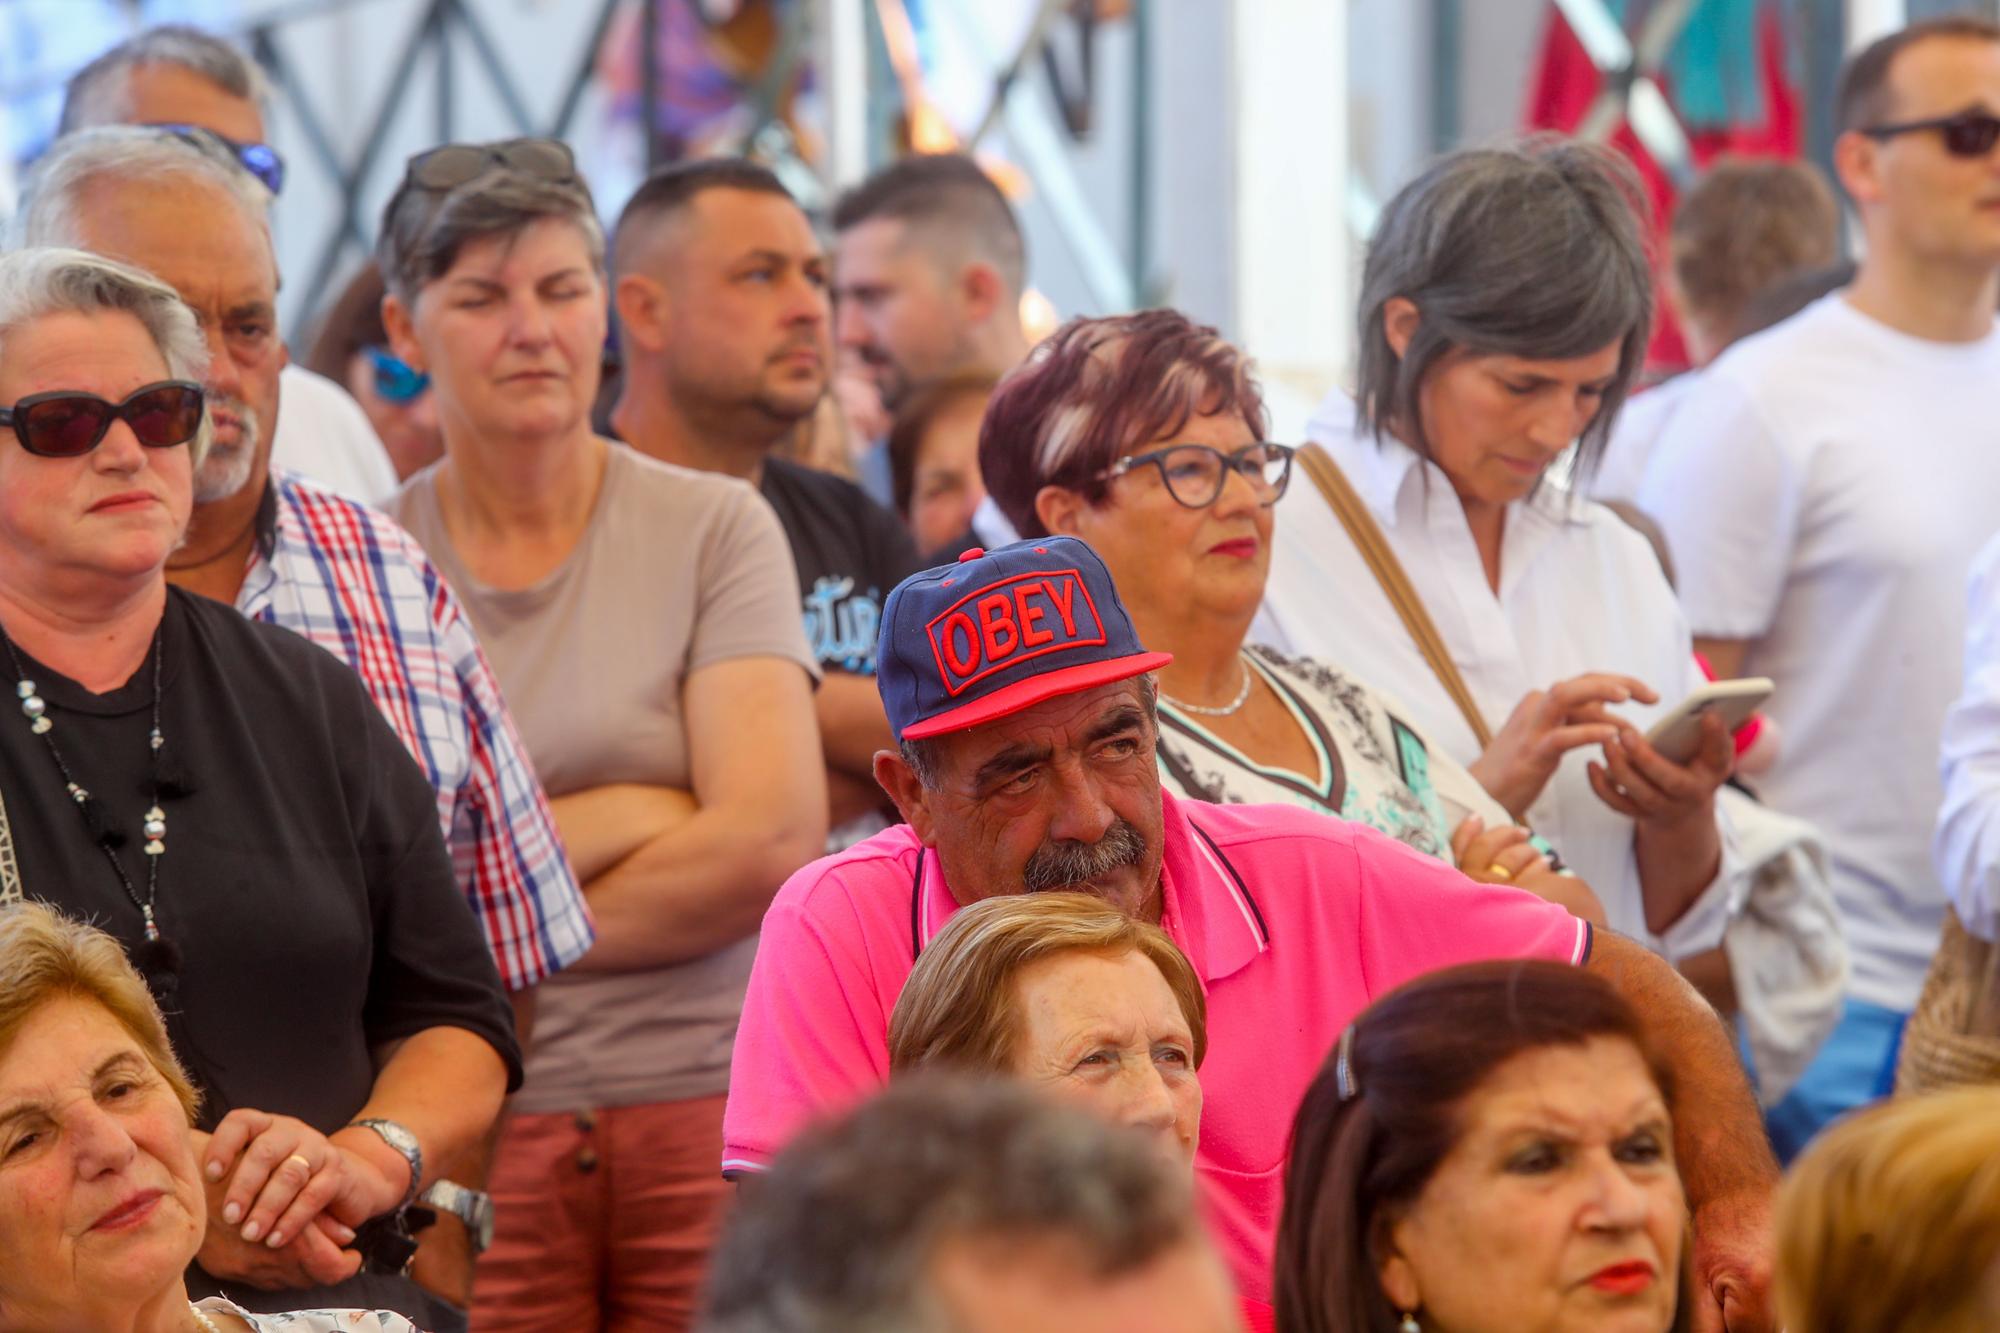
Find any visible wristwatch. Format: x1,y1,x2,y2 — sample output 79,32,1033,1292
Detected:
422,1179,497,1254
348,1117,424,1210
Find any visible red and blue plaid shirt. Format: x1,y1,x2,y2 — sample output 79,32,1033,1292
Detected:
238,469,593,989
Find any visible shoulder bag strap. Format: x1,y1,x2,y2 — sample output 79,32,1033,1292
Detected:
0,787,21,909
1296,443,1495,751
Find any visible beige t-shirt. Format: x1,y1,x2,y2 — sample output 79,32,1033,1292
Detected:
392,443,815,1111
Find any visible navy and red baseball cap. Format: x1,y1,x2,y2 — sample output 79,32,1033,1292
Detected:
876,537,1173,742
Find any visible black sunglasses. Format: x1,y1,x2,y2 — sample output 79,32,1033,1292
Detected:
0,381,205,458
403,137,578,193
147,122,287,194
1861,109,2000,158
1097,443,1296,510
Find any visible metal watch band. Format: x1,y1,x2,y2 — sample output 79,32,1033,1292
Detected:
348,1117,424,1210
421,1179,496,1254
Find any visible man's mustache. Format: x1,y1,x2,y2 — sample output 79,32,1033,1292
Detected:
1022,819,1147,895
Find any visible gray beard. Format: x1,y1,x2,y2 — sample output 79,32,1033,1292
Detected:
192,405,261,503
1021,819,1148,895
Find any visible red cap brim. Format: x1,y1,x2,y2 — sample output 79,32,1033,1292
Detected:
899,651,1175,741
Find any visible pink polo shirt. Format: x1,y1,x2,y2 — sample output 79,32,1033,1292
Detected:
722,790,1590,1301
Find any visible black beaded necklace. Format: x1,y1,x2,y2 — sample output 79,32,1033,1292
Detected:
0,620,191,999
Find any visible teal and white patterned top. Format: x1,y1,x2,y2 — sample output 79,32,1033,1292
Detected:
1156,645,1522,863
195,1298,421,1332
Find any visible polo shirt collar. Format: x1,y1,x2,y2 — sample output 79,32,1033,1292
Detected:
911,790,1271,987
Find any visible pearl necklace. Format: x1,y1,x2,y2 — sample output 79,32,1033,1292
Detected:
1159,655,1254,717
189,1302,224,1332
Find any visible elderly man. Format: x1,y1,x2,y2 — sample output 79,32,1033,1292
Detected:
704,1077,1244,1333
725,537,1780,1326
11,126,591,1317
59,21,397,502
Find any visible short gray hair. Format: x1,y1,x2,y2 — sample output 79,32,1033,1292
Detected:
10,125,273,255
898,674,1159,790
59,23,271,135
700,1076,1207,1333
1354,136,1654,477
0,248,213,467
376,146,604,304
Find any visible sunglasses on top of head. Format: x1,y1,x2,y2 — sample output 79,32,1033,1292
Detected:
147,123,287,195
1860,108,2000,158
0,381,206,458
402,137,578,194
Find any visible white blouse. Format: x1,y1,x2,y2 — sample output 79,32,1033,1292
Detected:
1254,390,1739,957
195,1297,420,1332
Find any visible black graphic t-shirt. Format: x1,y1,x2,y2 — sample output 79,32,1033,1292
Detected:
759,457,925,675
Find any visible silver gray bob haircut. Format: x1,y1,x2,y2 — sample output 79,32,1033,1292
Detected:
10,125,273,255
1354,136,1655,479
375,148,604,305
59,23,271,134
0,248,213,468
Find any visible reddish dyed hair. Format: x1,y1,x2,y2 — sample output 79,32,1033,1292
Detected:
979,308,1270,539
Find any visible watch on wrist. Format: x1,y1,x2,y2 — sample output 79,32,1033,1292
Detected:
421,1179,497,1254
347,1117,424,1210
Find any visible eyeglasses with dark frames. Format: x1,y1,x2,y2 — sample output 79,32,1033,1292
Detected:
0,381,206,458
1860,108,2000,158
147,123,287,195
1096,442,1296,510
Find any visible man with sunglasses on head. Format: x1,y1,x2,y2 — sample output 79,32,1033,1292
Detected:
59,22,398,506
1640,16,2000,1155
610,158,924,850
11,126,593,1325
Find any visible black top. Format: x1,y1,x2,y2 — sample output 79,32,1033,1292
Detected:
0,589,520,1311
760,457,923,676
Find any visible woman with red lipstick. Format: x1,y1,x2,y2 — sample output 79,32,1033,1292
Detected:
0,902,422,1332
1272,960,1687,1333
982,310,1602,924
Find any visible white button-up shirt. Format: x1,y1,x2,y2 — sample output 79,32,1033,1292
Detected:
1255,391,1738,957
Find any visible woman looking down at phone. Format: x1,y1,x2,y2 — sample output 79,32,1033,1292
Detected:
980,309,1603,923
1258,138,1739,956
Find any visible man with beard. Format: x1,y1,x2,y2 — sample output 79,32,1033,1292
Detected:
724,538,1784,1326
10,127,591,1318
611,160,921,847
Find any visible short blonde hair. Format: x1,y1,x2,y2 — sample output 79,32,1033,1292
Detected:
1776,1086,2000,1332
0,903,199,1123
888,892,1207,1076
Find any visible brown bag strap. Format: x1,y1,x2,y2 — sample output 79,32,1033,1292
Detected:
1297,444,1495,750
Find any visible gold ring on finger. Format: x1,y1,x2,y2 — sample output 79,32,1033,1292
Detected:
285,1153,314,1173
1486,864,1513,881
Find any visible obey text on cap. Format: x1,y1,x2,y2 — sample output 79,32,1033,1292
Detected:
924,569,1108,696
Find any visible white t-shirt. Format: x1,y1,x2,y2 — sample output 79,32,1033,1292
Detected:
1589,370,1700,504
1933,530,2000,942
1638,294,2000,1010
271,364,398,506
1255,391,1738,958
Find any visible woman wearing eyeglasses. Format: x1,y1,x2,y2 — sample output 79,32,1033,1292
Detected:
376,140,826,1330
981,310,1601,921
0,249,519,1326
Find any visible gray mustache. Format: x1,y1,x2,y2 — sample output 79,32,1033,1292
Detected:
1021,819,1147,894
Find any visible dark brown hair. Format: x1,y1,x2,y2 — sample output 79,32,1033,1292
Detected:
303,261,390,383
832,152,1025,294
1670,157,1840,344
886,372,998,519
978,308,1270,540
1836,16,2000,134
609,156,795,278
1272,960,1677,1333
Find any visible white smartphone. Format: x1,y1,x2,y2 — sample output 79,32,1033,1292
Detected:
1642,677,1774,764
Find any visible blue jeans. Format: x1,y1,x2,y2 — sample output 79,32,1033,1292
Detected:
1763,998,1908,1163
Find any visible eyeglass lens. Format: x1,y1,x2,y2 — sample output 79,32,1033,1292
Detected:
7,384,204,457
411,138,576,191
368,347,431,404
1153,445,1292,507
1943,113,2000,156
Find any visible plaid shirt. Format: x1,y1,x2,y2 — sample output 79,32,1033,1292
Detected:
237,469,593,989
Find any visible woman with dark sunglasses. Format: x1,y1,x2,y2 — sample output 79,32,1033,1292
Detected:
0,250,521,1326
375,139,826,1330
979,310,1600,924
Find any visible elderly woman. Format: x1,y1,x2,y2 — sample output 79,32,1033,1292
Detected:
1256,139,1737,956
1775,1086,2000,1332
890,892,1284,1330
982,309,1601,924
1272,960,1687,1333
375,139,827,1328
0,902,429,1331
0,247,516,1326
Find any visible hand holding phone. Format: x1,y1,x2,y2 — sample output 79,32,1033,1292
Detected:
1643,678,1774,765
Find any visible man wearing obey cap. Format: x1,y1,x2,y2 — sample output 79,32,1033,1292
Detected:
725,538,1778,1322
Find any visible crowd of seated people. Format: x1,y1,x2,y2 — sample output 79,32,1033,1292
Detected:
2,13,1999,1333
